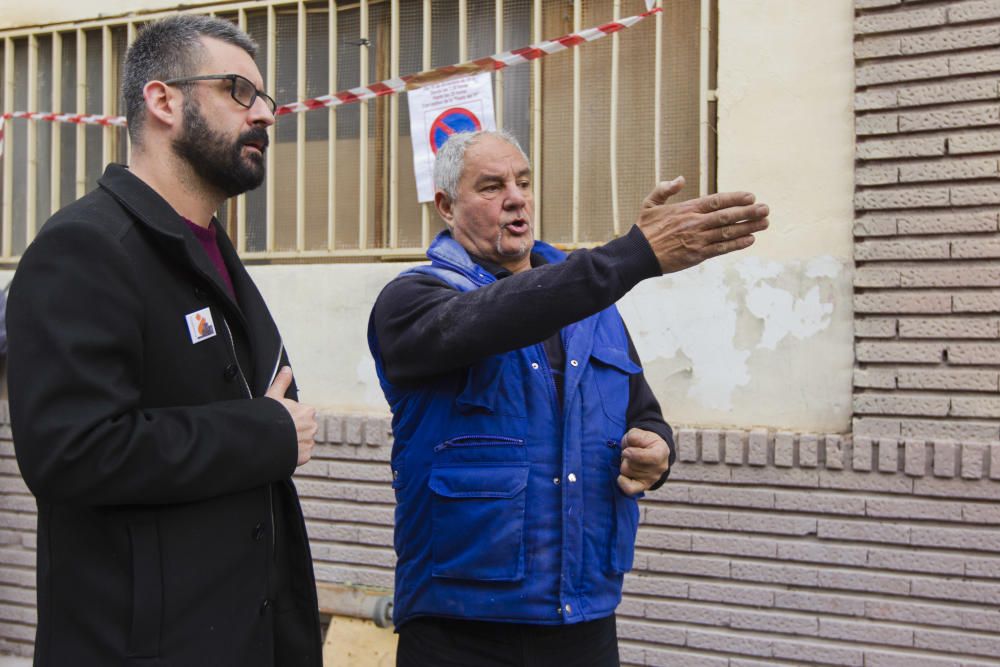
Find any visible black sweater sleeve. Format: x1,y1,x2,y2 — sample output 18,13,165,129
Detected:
372,225,660,385
625,329,675,490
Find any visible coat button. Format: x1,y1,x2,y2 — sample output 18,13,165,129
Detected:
224,364,239,381
194,286,207,299
253,523,265,541
260,599,272,615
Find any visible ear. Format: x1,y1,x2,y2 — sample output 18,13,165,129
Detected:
142,80,183,131
434,190,455,228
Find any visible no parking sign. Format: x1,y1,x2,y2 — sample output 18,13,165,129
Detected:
408,72,496,203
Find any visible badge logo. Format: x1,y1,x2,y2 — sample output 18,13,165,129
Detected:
185,307,217,344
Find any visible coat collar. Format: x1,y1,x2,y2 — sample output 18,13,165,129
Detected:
98,164,240,313
98,164,283,396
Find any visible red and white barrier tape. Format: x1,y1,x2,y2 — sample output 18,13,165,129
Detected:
274,6,660,116
0,111,128,159
0,6,659,158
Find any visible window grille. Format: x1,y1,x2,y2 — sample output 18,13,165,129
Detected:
0,0,715,263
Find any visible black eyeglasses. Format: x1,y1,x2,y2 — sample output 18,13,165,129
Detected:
161,73,277,114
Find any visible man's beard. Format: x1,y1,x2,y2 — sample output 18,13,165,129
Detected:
494,226,531,259
172,99,268,198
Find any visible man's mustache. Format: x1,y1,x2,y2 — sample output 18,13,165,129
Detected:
239,128,270,150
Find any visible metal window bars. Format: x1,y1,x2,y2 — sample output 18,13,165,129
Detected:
0,0,713,263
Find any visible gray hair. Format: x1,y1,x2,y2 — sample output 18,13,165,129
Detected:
122,14,258,144
433,130,530,201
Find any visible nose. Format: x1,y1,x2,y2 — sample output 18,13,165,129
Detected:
503,181,526,210
248,95,275,128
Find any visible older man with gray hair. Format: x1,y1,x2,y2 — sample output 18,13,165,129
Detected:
368,129,770,666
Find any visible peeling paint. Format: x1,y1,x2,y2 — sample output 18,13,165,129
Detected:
619,262,751,411
619,255,849,427
738,257,838,351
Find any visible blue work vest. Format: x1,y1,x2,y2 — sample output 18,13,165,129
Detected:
368,231,644,627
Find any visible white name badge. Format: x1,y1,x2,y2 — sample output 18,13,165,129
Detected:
185,307,217,344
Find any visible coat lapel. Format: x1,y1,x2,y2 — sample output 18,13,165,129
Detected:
215,227,284,396
98,164,283,397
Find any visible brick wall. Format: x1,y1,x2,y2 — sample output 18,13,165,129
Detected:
853,0,1000,443
5,408,1000,665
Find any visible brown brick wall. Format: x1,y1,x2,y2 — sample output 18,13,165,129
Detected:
7,409,1000,665
853,0,1000,443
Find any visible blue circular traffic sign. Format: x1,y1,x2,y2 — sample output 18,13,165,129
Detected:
430,107,482,154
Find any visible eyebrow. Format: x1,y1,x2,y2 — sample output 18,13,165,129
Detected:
473,168,532,186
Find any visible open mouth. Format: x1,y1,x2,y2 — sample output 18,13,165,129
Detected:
505,219,529,234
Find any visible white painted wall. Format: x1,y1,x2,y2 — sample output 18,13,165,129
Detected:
0,0,154,29
253,0,858,433
3,0,857,432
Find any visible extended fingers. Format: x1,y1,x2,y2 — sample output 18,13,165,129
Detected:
692,190,755,214
706,203,770,230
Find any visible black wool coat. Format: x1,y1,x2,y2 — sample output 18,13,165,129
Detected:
7,164,323,667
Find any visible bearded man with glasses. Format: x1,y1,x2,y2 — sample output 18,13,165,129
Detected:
6,14,323,667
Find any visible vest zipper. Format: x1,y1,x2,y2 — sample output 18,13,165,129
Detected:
220,316,276,557
434,435,525,452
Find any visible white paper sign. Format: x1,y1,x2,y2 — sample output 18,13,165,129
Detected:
407,72,497,203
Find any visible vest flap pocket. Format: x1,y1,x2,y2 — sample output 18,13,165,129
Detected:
429,463,529,499
430,463,529,581
590,345,642,375
589,346,640,428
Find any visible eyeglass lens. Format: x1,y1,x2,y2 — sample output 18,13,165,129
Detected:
232,76,275,113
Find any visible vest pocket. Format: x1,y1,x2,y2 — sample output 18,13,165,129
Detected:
609,463,644,575
429,462,529,581
590,346,642,427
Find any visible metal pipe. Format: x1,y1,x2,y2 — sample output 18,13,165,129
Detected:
3,39,14,259
358,0,369,250
102,26,112,175
316,584,393,628
236,10,248,253
27,35,38,243
531,0,541,238
296,0,306,251
494,0,503,128
420,0,431,248
328,0,338,251
389,0,400,249
699,0,710,196
266,6,277,250
75,29,85,199
51,33,62,217
609,0,621,236
571,0,581,244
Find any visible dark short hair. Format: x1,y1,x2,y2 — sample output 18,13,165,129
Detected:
122,14,258,144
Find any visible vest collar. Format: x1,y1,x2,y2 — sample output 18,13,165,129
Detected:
426,229,567,284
